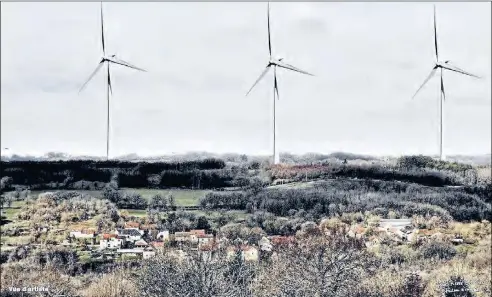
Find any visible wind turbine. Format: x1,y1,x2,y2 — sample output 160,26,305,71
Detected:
79,2,146,160
245,2,314,165
412,5,480,161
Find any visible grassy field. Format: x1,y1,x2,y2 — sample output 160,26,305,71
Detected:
120,188,210,206
121,209,248,221
123,209,148,218
2,201,26,221
26,188,209,207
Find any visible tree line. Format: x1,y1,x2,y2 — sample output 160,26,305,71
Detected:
200,179,491,222
0,159,232,190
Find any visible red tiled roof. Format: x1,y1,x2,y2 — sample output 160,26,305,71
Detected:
175,232,191,237
151,241,164,247
270,236,295,245
417,229,435,236
190,229,206,236
387,227,400,234
141,224,157,230
125,222,141,228
102,234,117,239
353,226,366,234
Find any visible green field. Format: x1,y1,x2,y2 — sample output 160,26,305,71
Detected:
2,201,26,221
120,188,210,206
26,188,210,207
123,209,148,217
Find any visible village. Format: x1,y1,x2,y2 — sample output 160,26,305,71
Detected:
68,222,259,262
64,218,468,264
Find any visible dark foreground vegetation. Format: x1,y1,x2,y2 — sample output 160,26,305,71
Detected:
1,222,490,297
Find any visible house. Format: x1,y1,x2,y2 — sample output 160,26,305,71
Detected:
190,229,206,236
379,219,412,230
226,245,259,262
126,227,144,236
116,229,142,242
125,221,141,229
156,230,170,241
143,248,156,260
151,241,165,249
197,234,214,247
242,246,259,262
135,239,148,248
69,229,96,240
198,243,220,261
198,242,219,252
348,225,367,239
174,232,191,242
100,234,125,249
141,224,158,231
190,230,206,244
386,227,405,240
117,248,144,259
258,237,273,252
406,229,419,242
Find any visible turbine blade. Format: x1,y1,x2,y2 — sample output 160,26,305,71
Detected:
275,61,314,76
101,2,106,55
79,61,104,93
440,70,445,101
267,2,272,59
433,5,439,62
412,67,437,99
441,64,480,79
246,66,271,96
274,66,279,100
107,63,113,95
107,57,147,72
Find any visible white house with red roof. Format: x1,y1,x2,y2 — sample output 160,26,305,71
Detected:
100,233,125,249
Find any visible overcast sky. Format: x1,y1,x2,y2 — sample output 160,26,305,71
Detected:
1,2,491,158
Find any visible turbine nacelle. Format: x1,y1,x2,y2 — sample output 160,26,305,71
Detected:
268,57,284,66
102,54,117,61
435,60,450,68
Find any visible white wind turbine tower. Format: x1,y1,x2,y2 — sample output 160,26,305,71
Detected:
412,5,480,161
246,2,314,165
79,2,146,160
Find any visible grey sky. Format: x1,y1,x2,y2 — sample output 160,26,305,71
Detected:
1,2,490,158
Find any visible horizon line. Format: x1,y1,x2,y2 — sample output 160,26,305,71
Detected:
1,150,491,160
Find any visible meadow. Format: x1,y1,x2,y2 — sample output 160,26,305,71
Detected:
26,188,209,207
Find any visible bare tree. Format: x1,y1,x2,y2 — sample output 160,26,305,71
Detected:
138,247,253,297
253,229,371,297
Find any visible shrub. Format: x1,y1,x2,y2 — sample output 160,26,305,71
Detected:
421,241,457,260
